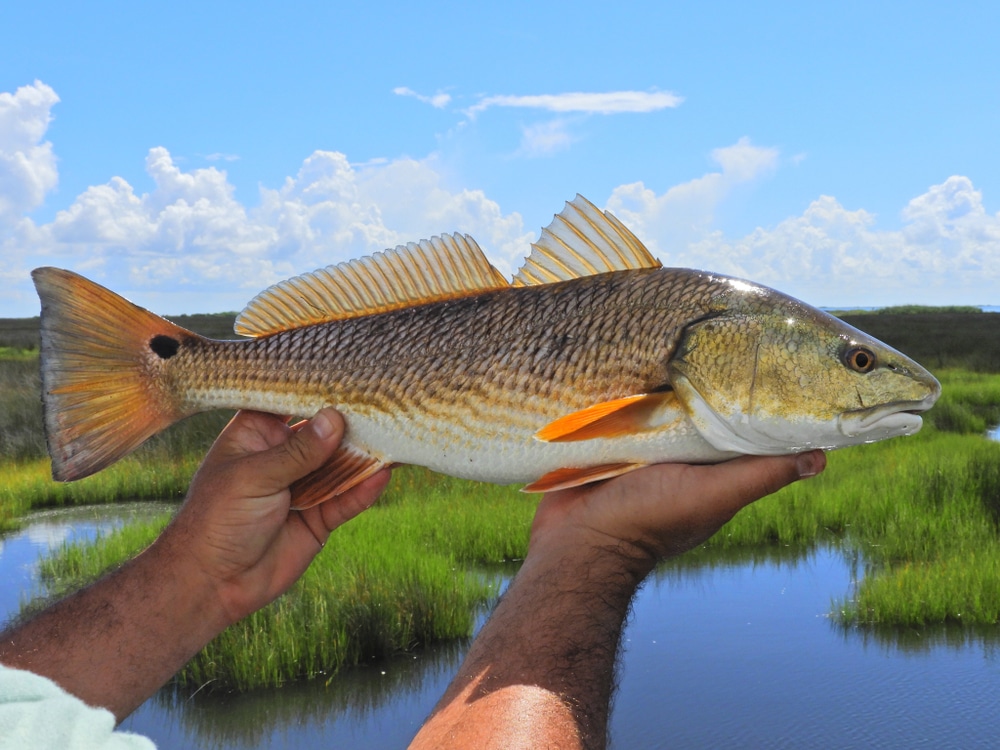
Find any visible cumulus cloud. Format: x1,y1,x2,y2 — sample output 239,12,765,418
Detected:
45,147,272,263
3,81,998,317
616,171,1000,307
247,150,533,281
607,137,780,250
0,80,60,226
7,144,533,310
464,90,683,119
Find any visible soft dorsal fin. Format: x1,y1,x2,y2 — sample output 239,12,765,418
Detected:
236,233,509,336
512,195,661,287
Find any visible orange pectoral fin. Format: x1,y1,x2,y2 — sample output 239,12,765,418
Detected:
534,391,678,443
290,444,388,510
521,462,647,493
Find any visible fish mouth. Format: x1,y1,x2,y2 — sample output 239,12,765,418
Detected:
838,392,940,441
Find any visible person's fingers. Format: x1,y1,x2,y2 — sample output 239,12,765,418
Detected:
684,449,827,520
642,450,826,558
237,408,345,498
295,467,394,550
319,468,392,528
532,450,827,567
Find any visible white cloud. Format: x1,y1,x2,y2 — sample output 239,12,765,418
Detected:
0,80,60,226
515,119,577,158
464,90,683,119
44,147,272,263
607,137,779,250
3,81,999,317
6,142,533,310
393,86,452,109
254,150,532,278
616,172,1000,307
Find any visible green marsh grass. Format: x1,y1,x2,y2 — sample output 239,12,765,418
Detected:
0,412,229,531
0,349,45,463
710,430,1000,626
35,467,537,691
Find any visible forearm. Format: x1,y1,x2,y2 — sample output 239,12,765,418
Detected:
0,529,228,722
412,455,821,749
411,536,652,750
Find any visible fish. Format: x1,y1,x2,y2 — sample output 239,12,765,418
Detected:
32,195,941,508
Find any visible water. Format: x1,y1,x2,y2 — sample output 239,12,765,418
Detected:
4,509,1000,748
0,503,173,617
613,551,1000,748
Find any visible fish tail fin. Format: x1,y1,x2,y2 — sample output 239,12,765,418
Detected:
32,267,196,481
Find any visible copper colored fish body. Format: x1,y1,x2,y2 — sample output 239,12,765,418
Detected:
32,196,941,507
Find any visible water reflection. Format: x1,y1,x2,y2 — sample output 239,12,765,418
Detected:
149,643,466,749
614,545,1000,749
835,619,1000,654
658,540,822,575
0,502,174,626
5,507,1000,749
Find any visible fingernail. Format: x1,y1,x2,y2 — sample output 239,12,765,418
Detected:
310,410,335,440
796,450,825,478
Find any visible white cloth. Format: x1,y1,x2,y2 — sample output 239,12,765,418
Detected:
0,664,155,749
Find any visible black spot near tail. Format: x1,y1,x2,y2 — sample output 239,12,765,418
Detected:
150,335,180,359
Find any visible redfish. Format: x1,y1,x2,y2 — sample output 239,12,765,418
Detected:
32,196,940,507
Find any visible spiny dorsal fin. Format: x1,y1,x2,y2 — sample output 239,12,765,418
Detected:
512,195,661,287
236,233,509,337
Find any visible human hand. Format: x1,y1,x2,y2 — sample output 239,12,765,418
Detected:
530,452,826,579
410,454,825,750
157,408,391,625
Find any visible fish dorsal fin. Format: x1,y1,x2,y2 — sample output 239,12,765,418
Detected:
512,195,661,287
235,233,509,336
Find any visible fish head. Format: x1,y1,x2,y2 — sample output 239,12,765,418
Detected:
667,276,942,454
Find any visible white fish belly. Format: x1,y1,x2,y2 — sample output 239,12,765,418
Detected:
188,388,737,484
341,406,736,485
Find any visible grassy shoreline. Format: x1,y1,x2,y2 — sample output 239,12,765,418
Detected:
32,468,536,691
3,311,1000,689
24,422,1000,690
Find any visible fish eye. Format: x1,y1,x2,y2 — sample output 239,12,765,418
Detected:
844,346,877,374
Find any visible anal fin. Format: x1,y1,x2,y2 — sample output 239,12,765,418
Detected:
522,463,647,493
290,444,388,510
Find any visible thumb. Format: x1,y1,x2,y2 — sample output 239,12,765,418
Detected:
248,408,344,496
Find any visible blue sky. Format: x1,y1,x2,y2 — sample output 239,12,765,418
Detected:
1,1,998,318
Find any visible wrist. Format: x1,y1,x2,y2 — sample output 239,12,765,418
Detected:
527,520,659,593
142,526,234,636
